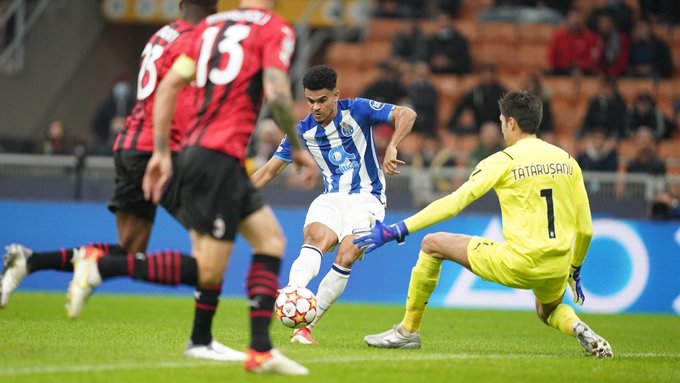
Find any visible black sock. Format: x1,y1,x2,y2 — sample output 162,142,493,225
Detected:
98,250,197,286
247,254,281,352
191,284,221,345
27,242,122,273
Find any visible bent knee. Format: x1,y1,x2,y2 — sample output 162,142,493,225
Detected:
421,233,449,256
254,230,287,256
198,268,224,287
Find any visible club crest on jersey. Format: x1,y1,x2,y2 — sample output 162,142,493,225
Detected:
340,121,354,137
212,216,226,239
369,100,385,111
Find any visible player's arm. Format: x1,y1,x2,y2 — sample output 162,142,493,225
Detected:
143,54,193,203
355,153,510,252
383,106,417,175
263,68,317,177
570,163,593,268
251,156,289,189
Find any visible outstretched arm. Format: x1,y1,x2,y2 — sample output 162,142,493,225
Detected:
251,157,290,189
383,106,417,175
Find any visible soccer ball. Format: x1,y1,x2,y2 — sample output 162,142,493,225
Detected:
275,286,317,329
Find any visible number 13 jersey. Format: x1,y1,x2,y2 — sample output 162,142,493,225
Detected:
173,8,295,163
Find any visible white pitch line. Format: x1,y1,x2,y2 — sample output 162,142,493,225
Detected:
1,352,679,377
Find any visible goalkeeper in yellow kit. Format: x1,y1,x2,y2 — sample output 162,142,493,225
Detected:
354,90,612,358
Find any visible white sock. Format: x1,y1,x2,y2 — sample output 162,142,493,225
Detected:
308,264,350,329
288,244,323,287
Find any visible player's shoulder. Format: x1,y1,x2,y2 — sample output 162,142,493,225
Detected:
346,97,390,113
297,114,317,133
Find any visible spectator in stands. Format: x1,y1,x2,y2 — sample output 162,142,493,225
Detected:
628,20,673,79
390,21,429,64
448,107,477,136
374,0,431,18
547,9,599,75
523,73,555,142
639,0,680,26
650,192,680,220
587,0,634,36
41,119,72,155
412,135,456,169
406,62,439,137
625,91,667,139
470,121,504,164
580,76,627,139
594,12,629,77
447,64,506,134
577,128,619,172
671,103,680,138
426,13,471,75
90,75,135,155
626,126,666,175
431,0,461,17
360,60,408,105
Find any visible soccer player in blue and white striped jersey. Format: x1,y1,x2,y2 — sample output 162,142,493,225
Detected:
252,65,416,344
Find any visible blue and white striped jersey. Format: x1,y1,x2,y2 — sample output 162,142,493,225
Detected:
274,98,395,203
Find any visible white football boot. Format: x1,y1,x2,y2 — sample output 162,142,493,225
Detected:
573,321,613,358
184,339,246,361
244,348,308,375
65,246,103,319
364,324,422,349
1,244,33,308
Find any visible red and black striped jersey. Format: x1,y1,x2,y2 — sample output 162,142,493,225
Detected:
113,19,196,152
182,8,295,162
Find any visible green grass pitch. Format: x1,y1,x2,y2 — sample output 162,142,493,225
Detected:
1,293,679,383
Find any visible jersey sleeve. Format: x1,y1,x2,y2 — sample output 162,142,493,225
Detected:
569,158,593,267
273,135,293,163
354,98,396,126
404,152,511,233
262,21,296,71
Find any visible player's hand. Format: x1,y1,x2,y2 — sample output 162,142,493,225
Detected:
352,220,409,254
292,149,318,189
142,151,172,204
568,265,585,305
383,145,405,176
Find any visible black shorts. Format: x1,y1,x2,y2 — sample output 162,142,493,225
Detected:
109,150,157,222
109,150,181,223
168,146,265,241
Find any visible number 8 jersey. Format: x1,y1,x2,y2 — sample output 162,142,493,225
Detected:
172,8,295,163
114,19,196,153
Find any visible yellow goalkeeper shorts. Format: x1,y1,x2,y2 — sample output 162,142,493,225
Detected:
466,236,568,304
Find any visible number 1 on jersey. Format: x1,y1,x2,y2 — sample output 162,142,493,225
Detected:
540,188,556,239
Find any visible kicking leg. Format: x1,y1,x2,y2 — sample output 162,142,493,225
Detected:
287,222,337,288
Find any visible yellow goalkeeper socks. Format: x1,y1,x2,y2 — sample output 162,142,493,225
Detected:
547,303,581,336
401,251,442,333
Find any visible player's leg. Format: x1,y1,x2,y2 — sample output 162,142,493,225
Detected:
239,206,308,375
287,194,342,288
115,210,152,253
534,281,613,358
365,232,470,349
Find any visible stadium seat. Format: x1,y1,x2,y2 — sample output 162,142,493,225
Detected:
364,41,391,67
617,139,637,161
477,22,518,44
659,139,680,160
325,43,366,69
518,23,557,44
368,19,402,42
454,19,478,43
335,68,377,98
430,75,458,98
543,76,576,99
514,44,547,73
617,78,656,102
472,42,517,71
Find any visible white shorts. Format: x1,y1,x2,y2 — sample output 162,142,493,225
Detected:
304,193,386,242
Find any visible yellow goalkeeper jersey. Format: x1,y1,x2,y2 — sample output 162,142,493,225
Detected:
404,137,592,277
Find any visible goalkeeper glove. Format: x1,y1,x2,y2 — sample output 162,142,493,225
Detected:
568,265,585,305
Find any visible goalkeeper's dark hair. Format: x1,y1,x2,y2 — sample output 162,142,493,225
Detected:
302,65,337,91
183,0,218,9
498,90,543,134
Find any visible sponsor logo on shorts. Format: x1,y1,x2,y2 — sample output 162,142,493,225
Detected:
212,216,226,239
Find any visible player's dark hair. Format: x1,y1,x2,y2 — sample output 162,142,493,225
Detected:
498,90,543,134
302,65,337,91
183,0,218,9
